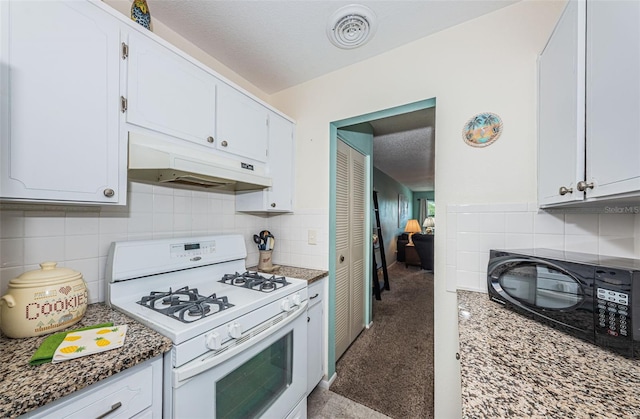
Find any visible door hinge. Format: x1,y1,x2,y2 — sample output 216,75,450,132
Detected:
120,96,128,113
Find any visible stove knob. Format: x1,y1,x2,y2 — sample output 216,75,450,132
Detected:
291,293,302,306
228,322,242,339
281,298,292,312
205,332,222,350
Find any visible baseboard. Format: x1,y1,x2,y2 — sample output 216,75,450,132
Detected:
318,372,337,389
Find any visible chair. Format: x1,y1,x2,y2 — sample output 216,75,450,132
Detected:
411,233,434,271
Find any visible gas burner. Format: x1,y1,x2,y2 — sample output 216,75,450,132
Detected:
220,271,289,292
137,286,234,323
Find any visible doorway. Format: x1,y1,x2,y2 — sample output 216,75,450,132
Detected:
327,97,436,379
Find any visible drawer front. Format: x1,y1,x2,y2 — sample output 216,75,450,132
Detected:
308,278,325,308
28,360,156,419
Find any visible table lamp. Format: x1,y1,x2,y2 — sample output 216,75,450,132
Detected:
404,219,421,245
423,217,435,234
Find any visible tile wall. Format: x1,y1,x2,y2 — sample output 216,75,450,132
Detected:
0,182,328,304
446,203,639,293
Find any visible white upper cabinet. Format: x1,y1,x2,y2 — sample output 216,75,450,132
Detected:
585,1,640,200
0,0,125,204
125,30,217,148
236,112,294,212
216,82,269,163
538,0,585,207
538,0,640,207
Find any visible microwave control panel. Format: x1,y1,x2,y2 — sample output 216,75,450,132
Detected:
596,288,630,338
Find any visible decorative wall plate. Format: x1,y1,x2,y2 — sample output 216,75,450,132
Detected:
462,112,503,147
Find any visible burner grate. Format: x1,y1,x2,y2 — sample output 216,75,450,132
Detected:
137,286,234,323
220,271,289,292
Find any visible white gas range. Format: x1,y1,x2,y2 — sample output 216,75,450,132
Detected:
106,234,308,419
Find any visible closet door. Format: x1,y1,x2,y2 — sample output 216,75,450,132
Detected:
335,139,366,360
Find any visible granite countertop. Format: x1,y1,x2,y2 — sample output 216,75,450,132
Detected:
247,265,328,284
457,290,640,417
0,303,172,417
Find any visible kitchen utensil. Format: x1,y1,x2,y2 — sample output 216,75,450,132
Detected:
0,262,88,338
253,234,263,249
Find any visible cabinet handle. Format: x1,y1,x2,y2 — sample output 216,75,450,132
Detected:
207,136,215,143
271,203,276,208
120,96,127,113
559,186,572,196
340,255,345,263
577,181,594,192
103,188,115,198
221,140,228,147
307,317,310,323
310,293,319,300
95,401,122,419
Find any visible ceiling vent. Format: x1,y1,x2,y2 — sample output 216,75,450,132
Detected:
327,4,377,49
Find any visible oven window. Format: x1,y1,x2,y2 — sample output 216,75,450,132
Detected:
499,264,583,309
216,331,293,419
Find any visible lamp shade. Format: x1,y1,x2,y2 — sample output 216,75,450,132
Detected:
423,217,435,228
404,219,421,234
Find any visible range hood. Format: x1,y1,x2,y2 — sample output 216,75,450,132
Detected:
128,133,272,191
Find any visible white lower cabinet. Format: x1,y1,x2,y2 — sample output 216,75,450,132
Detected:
307,277,326,394
0,0,126,205
22,356,163,419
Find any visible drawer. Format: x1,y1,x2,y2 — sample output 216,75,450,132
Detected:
25,358,158,418
307,278,325,308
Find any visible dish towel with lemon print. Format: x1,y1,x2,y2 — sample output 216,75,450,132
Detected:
29,323,127,365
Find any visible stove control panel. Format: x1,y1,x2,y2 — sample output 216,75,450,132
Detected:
170,240,216,259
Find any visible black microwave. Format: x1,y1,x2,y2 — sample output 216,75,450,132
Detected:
488,248,640,358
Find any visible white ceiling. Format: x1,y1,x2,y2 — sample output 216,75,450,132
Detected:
146,0,518,191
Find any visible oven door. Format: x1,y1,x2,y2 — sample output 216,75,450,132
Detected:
169,301,308,419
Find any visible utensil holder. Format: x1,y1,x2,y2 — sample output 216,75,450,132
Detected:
258,250,273,271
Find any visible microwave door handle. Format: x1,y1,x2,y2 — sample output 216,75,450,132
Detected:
172,300,308,387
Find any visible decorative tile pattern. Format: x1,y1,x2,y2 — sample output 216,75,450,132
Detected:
0,303,172,417
457,290,640,418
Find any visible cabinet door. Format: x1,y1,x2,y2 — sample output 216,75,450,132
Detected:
0,0,123,204
586,1,640,199
307,301,323,394
537,0,585,207
216,82,268,162
235,112,294,212
125,30,216,147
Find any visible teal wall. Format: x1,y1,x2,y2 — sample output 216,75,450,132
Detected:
373,167,413,265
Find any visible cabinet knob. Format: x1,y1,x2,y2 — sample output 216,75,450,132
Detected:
577,181,594,192
103,188,115,198
271,202,276,208
207,136,214,143
340,255,345,263
559,186,573,196
221,140,228,147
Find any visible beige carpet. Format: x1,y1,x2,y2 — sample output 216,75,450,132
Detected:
329,263,434,419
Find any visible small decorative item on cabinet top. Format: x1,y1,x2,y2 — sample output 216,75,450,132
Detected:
462,112,503,147
131,0,152,30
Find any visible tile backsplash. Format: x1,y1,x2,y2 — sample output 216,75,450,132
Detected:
0,182,328,303
447,203,638,293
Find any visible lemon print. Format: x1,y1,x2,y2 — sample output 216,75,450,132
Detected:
96,328,111,334
95,337,111,347
60,346,85,354
64,335,81,341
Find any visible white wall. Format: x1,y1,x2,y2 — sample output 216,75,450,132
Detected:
269,1,567,417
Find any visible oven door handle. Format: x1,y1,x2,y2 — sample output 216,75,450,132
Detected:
173,300,308,387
